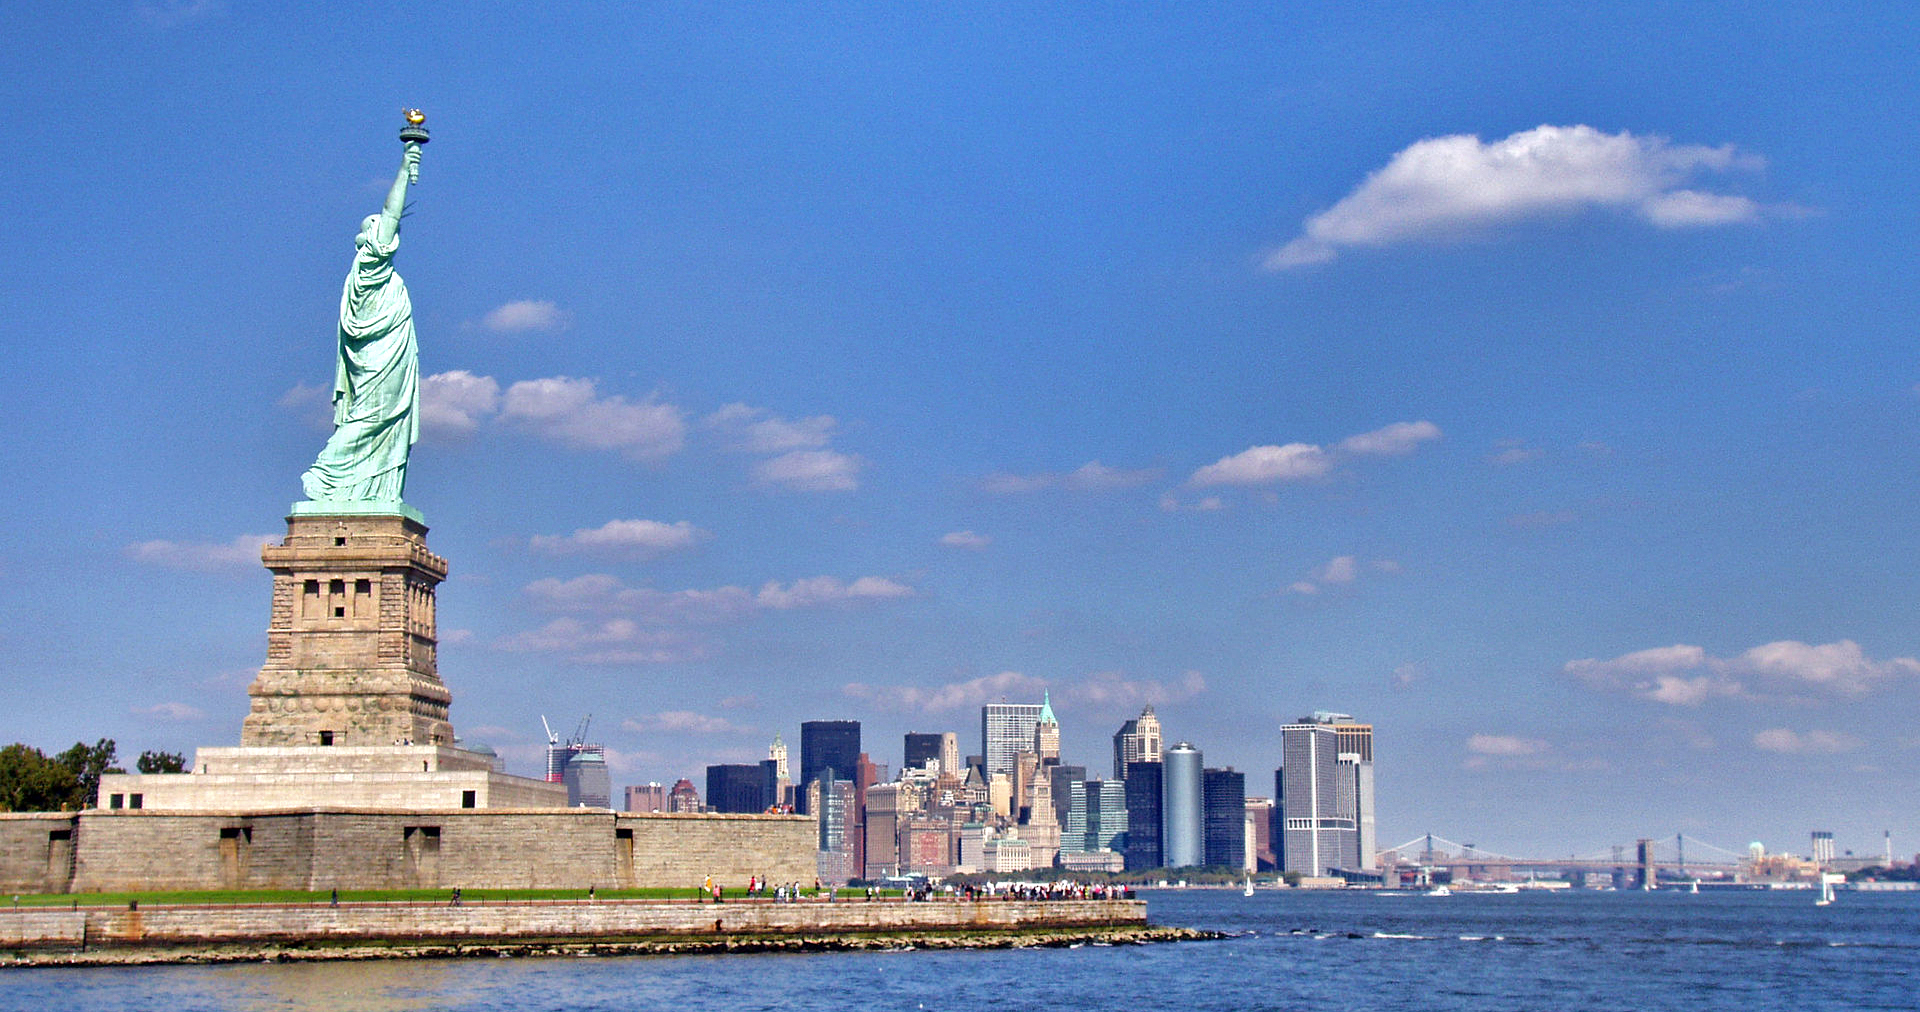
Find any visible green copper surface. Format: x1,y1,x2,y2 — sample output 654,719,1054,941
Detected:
299,135,425,507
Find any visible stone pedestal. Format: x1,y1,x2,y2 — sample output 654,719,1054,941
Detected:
242,512,453,748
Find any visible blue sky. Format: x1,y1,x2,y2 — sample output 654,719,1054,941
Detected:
3,2,1917,860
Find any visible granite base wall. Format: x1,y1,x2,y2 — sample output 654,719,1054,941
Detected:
2,810,813,894
0,899,1145,952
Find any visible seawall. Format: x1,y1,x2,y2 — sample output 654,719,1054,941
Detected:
0,898,1180,965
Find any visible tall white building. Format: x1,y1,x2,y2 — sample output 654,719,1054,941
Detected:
1161,742,1204,868
1278,712,1372,876
982,701,1044,777
1113,705,1163,779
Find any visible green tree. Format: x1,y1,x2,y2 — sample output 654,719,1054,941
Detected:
0,743,80,812
53,738,122,810
136,750,187,774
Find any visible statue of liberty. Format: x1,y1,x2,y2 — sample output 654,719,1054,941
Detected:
299,114,429,509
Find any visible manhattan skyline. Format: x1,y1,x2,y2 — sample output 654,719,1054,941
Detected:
1,4,1916,859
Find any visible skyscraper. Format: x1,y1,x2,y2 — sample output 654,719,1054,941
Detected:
1278,712,1363,876
624,782,665,813
705,763,768,814
939,732,961,780
904,732,943,772
1161,742,1203,868
1123,760,1163,870
1113,704,1163,779
981,702,1044,777
1085,780,1129,853
1034,692,1061,763
799,719,860,815
1333,718,1376,870
561,745,609,808
1203,767,1246,869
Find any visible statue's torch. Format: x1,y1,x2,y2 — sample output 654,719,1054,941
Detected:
399,109,429,183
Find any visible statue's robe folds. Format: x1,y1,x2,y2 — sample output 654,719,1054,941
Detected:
301,229,420,503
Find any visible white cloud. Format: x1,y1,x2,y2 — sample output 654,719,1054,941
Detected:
1287,555,1396,596
1567,639,1919,704
1267,125,1767,269
941,530,992,550
495,617,707,665
755,576,914,609
531,519,706,557
844,670,1046,713
982,461,1162,494
705,403,837,454
1489,440,1543,466
1735,639,1919,696
277,381,334,430
1390,663,1425,689
844,668,1205,715
1753,728,1864,755
622,711,752,735
1061,669,1207,710
1337,421,1442,457
522,573,914,628
1190,443,1333,486
753,449,862,492
482,299,569,333
420,370,502,435
1317,556,1359,585
128,533,278,572
1467,733,1550,757
500,376,685,460
133,701,204,721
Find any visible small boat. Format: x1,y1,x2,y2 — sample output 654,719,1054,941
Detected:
1816,872,1843,906
1243,876,1255,897
1424,885,1451,897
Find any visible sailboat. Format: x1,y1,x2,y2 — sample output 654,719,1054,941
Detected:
1243,875,1255,897
1816,872,1843,906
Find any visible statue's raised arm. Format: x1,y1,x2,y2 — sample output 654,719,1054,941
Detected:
297,116,430,513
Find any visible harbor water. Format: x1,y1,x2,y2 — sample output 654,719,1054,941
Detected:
3,888,1914,1011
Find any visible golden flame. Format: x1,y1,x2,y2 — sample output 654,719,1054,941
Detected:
404,109,426,125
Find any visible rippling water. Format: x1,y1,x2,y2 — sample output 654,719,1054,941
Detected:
4,889,1914,1011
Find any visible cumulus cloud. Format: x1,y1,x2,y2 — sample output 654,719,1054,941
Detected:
753,449,862,492
500,376,685,460
1752,728,1864,754
941,530,992,550
1190,443,1332,486
277,381,335,430
1337,421,1442,457
844,668,1205,715
1190,421,1439,487
1467,734,1550,757
128,533,278,572
844,670,1047,713
1567,639,1919,704
520,573,914,630
530,519,706,557
421,370,502,435
1267,124,1769,269
705,403,837,454
982,461,1162,494
495,617,707,665
1061,669,1207,710
1488,440,1543,466
1286,555,1398,596
622,711,752,735
482,299,570,333
133,701,204,721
